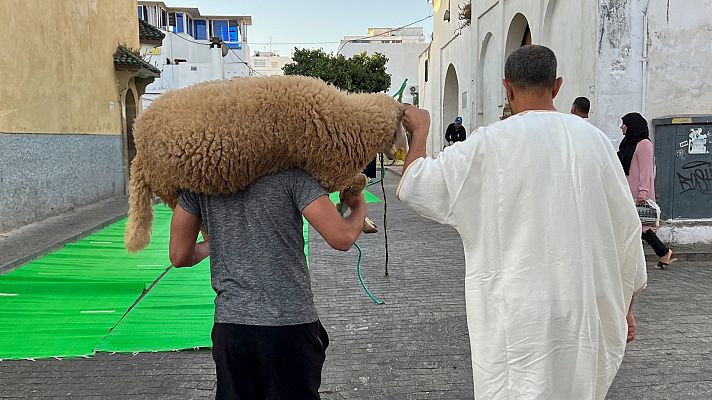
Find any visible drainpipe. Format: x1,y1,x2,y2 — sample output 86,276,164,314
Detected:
210,38,224,81
641,11,648,117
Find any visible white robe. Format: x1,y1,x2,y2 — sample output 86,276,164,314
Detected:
397,111,647,400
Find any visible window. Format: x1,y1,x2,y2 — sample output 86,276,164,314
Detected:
212,20,229,41
173,12,184,33
187,15,193,36
424,60,429,83
253,59,267,67
212,19,240,42
161,9,167,28
194,19,207,40
138,5,147,21
228,20,239,42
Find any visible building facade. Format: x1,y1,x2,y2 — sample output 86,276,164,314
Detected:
137,1,253,108
0,0,159,233
250,51,292,76
419,0,712,240
340,27,429,104
420,0,712,154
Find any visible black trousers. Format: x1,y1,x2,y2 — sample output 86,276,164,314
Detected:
212,321,329,400
642,228,670,258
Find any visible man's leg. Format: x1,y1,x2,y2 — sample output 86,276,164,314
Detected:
255,320,329,400
212,323,265,400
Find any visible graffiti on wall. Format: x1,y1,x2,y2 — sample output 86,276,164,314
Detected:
678,160,712,199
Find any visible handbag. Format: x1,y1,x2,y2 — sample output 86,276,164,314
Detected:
636,199,660,225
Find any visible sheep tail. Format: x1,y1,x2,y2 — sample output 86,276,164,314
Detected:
124,158,154,253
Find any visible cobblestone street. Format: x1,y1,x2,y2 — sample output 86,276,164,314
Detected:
1,173,710,399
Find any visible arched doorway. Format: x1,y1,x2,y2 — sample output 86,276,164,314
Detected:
443,64,459,148
503,13,532,118
124,89,137,180
505,13,532,58
479,33,500,125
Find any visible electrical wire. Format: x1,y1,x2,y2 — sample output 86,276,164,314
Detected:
169,31,263,76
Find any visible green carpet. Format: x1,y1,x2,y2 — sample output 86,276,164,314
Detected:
0,206,175,360
97,190,382,354
0,190,383,358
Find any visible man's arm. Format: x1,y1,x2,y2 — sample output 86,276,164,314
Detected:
402,107,431,174
302,191,367,251
169,205,210,267
445,123,453,143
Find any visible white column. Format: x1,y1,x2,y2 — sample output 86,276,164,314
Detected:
211,43,224,80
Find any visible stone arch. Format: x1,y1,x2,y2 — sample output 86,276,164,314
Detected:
505,13,532,59
443,63,459,148
478,32,500,125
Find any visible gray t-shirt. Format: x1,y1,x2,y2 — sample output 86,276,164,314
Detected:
177,169,327,326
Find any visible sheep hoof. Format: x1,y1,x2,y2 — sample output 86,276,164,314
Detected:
362,217,378,234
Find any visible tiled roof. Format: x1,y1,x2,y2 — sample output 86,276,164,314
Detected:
113,45,160,76
138,19,165,44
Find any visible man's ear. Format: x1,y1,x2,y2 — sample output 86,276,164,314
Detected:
552,77,564,99
502,79,514,103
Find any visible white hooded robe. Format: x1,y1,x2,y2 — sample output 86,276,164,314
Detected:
397,111,647,400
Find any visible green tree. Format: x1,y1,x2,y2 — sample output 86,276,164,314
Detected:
283,48,391,93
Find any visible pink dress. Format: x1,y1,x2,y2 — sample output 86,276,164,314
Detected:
626,139,655,230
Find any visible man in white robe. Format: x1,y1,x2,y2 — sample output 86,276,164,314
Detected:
397,45,647,399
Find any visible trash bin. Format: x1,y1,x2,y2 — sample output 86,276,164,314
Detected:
653,115,712,219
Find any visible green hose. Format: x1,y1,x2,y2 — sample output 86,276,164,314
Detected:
354,243,384,305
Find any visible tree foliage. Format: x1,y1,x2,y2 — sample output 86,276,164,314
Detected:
283,48,391,93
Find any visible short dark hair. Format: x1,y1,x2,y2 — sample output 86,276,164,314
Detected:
573,96,591,113
504,45,557,90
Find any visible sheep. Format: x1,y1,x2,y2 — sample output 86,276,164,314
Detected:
125,75,408,252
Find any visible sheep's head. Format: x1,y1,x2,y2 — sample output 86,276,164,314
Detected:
383,103,409,160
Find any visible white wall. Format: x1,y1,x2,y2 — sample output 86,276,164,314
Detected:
645,0,712,122
594,0,648,143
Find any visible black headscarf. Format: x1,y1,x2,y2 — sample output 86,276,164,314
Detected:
617,112,650,175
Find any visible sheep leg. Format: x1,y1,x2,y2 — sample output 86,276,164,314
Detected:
338,174,378,234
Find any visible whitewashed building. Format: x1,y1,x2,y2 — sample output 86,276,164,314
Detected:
137,1,253,108
419,0,712,242
419,0,712,153
250,51,292,76
340,27,429,104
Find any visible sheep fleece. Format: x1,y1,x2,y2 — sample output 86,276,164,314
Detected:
125,75,404,252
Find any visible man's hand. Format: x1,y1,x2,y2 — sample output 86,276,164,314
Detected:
636,194,647,205
342,190,366,212
403,106,431,136
626,304,636,343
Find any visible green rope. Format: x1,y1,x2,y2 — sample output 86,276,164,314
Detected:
354,243,384,305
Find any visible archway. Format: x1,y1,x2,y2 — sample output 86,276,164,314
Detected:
124,89,137,179
502,13,532,118
479,33,500,125
505,13,532,59
443,64,459,148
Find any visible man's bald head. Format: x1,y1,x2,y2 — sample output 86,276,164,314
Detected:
504,45,558,91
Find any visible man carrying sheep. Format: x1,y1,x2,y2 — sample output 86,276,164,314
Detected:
397,45,647,399
169,169,368,399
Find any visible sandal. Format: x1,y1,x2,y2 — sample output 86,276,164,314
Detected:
657,251,678,270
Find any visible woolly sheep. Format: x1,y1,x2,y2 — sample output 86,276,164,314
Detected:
125,75,408,252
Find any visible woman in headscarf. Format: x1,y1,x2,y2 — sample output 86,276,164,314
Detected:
618,112,676,269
